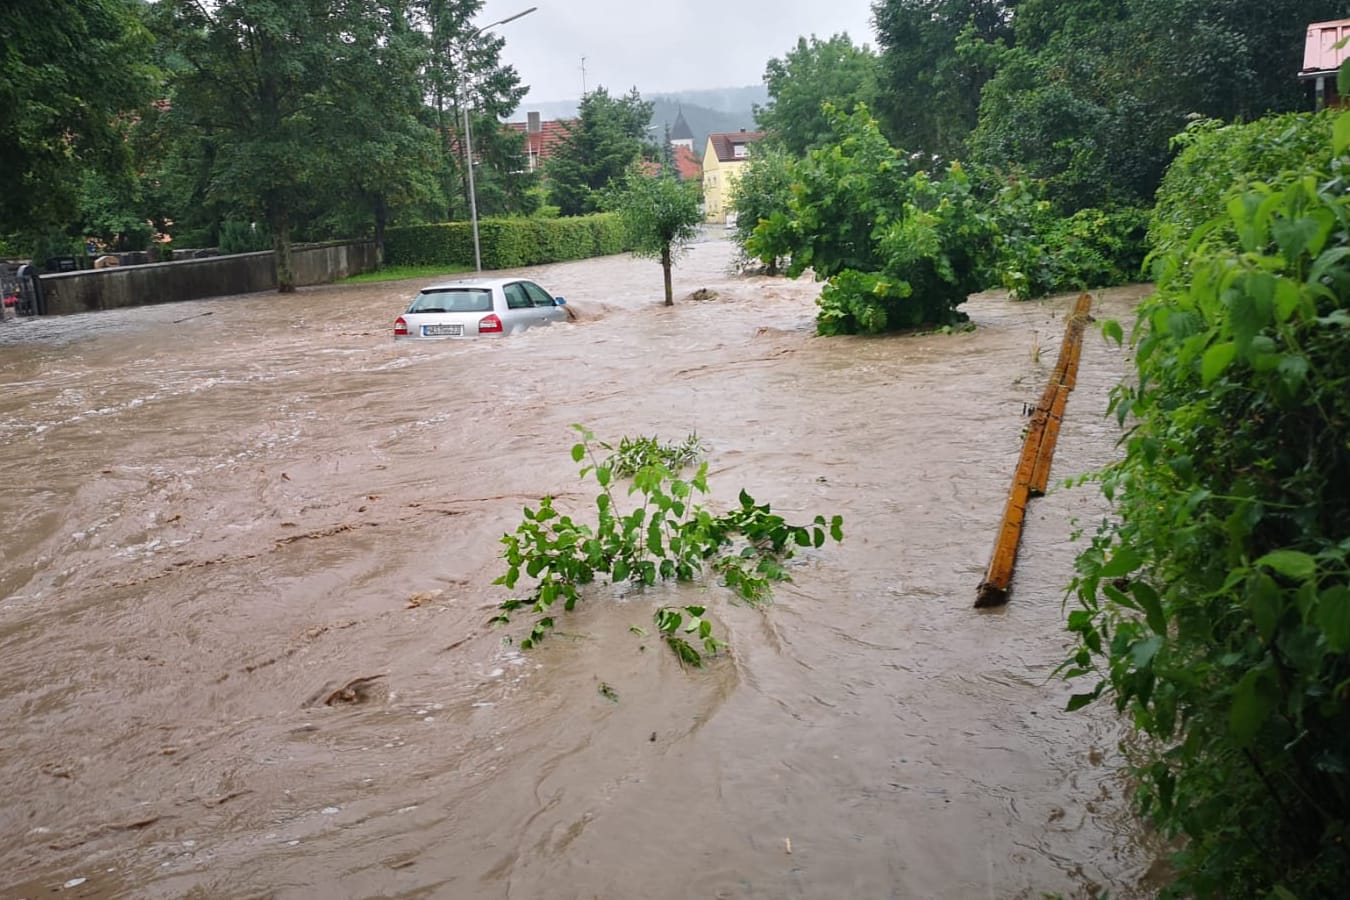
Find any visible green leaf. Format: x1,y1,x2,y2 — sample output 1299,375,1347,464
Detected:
1201,341,1236,386
1229,667,1277,746
1335,111,1350,156
1130,635,1162,669
571,442,585,463
1229,287,1269,351
1316,585,1350,652
1100,318,1124,346
1277,354,1309,392
1067,609,1094,631
1066,690,1099,712
830,515,844,542
1097,547,1142,579
1255,550,1317,581
1132,582,1167,636
1248,574,1283,642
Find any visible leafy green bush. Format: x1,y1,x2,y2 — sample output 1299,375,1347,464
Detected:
492,427,844,666
748,105,997,334
729,145,795,273
993,178,1148,300
815,269,909,335
603,433,705,477
384,213,625,269
1064,118,1350,898
1149,113,1337,259
219,220,271,254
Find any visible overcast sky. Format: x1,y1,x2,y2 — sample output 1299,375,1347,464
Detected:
478,0,879,103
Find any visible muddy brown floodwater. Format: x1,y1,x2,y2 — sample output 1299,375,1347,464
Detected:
0,237,1160,899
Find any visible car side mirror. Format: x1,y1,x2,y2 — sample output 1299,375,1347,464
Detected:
554,296,566,306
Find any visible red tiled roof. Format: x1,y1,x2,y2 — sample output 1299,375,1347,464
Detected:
506,119,573,162
674,145,702,181
707,130,766,163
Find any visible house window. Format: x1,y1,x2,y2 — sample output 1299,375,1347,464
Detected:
732,143,748,159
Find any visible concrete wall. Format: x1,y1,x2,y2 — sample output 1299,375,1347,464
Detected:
39,241,379,316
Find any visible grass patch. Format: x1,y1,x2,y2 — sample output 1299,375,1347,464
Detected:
338,263,472,285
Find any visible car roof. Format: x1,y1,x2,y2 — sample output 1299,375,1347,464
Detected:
419,277,532,292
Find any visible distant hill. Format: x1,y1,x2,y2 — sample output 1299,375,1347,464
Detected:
512,85,766,157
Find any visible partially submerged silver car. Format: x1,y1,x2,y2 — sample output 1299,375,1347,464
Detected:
394,277,568,340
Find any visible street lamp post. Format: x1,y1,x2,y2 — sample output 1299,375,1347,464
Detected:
463,6,537,273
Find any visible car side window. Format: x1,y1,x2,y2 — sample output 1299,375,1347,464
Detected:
522,282,556,307
503,282,532,310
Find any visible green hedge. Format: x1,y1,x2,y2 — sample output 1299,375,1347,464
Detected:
1067,117,1350,898
384,214,625,269
1148,112,1336,259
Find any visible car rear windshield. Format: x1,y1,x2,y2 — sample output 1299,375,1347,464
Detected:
408,288,492,313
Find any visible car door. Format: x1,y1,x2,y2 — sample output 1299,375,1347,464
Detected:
522,281,567,324
501,282,537,332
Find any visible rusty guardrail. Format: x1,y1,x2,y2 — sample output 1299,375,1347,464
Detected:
975,293,1093,608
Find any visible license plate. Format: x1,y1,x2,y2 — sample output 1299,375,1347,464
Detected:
422,323,462,336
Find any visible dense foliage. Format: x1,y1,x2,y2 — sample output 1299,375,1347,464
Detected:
545,88,655,217
992,180,1148,300
1150,113,1340,260
872,0,1013,162
493,427,844,667
747,106,997,334
966,0,1344,209
1064,117,1350,897
727,146,795,275
2,0,550,280
0,0,156,243
384,214,625,269
755,34,879,157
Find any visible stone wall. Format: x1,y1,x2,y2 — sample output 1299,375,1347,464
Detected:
39,241,379,316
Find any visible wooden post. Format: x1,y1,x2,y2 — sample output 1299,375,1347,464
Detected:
975,294,1093,608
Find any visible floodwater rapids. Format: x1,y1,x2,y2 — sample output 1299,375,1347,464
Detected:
0,237,1161,899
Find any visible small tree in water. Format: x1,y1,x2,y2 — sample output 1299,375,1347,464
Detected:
609,166,702,306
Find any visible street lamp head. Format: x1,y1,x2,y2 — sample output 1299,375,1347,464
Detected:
499,6,538,25
477,6,537,34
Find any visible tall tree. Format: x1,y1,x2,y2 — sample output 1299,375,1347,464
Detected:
546,87,654,217
317,0,438,259
755,34,880,156
0,0,156,246
151,0,366,291
967,0,1347,209
871,0,1017,158
464,124,540,217
416,0,528,221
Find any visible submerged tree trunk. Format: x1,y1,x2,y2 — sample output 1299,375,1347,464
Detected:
374,193,388,265
662,243,673,306
270,199,295,293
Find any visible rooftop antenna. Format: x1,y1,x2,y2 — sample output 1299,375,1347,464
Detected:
580,56,587,96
